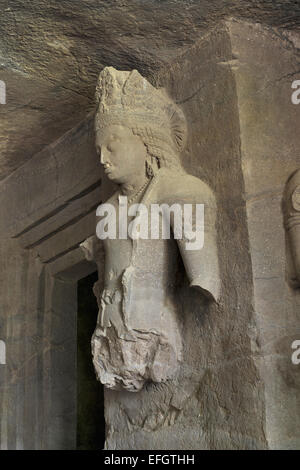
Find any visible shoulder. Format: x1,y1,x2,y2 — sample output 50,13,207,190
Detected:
153,168,216,206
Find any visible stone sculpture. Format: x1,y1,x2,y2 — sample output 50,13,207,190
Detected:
284,169,300,288
81,67,220,392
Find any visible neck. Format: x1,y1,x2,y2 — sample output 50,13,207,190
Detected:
120,174,149,197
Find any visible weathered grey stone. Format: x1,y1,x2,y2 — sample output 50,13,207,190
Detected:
97,26,268,450
0,116,102,239
229,19,300,449
81,67,220,392
0,9,299,451
0,67,92,181
0,1,299,182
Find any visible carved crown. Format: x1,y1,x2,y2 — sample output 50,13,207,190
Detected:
95,67,187,155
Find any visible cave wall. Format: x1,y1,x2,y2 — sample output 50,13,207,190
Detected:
0,19,299,450
103,20,300,450
103,23,267,450
0,119,101,449
0,238,43,449
228,20,300,449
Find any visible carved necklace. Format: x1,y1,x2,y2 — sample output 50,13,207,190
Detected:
122,177,151,205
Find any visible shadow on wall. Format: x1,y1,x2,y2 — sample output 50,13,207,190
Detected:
77,271,105,450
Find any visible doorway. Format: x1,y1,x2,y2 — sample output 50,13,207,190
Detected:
77,271,105,450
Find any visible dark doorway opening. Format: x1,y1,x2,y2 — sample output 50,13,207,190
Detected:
77,271,105,450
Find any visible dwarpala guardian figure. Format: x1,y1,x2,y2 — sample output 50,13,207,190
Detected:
82,67,220,392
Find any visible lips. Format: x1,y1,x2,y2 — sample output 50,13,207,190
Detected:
103,164,112,174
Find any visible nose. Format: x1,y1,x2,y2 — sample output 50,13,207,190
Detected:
100,148,108,165
100,150,104,164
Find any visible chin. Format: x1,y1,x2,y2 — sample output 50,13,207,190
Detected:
107,174,120,183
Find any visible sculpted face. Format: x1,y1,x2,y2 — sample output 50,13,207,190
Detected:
95,125,147,185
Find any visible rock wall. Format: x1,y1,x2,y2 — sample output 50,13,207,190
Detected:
103,24,267,450
0,238,43,449
0,19,299,450
229,20,300,449
0,118,101,449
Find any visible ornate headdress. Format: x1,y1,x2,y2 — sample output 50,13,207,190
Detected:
95,67,187,167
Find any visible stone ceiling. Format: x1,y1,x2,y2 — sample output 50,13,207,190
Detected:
0,0,299,180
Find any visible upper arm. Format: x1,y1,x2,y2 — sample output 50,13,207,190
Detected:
169,180,220,302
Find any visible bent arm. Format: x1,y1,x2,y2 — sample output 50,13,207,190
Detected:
176,218,220,303
169,179,220,303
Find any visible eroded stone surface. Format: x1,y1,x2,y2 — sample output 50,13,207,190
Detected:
81,67,220,392
100,24,268,450
0,10,300,450
229,20,300,449
1,1,300,180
